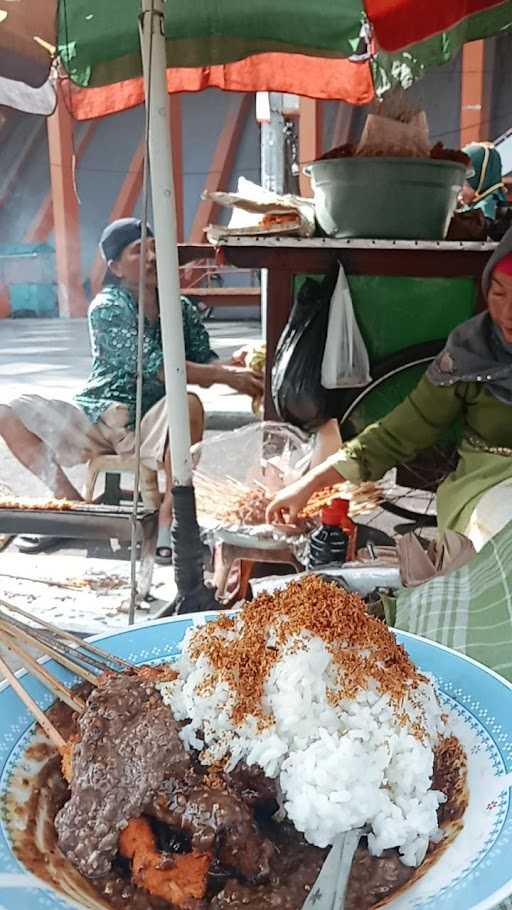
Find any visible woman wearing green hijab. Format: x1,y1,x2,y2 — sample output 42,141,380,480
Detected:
461,142,507,220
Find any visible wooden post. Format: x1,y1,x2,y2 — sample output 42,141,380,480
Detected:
460,39,495,146
47,86,87,317
25,122,97,244
299,98,323,197
263,269,293,420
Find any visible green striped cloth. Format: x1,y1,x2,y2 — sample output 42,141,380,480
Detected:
394,522,512,684
393,525,512,910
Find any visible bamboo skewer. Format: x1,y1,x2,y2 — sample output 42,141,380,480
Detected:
0,603,141,755
0,573,82,590
195,471,386,525
0,616,98,685
0,632,85,713
29,628,117,677
0,598,133,671
225,475,249,490
0,654,66,751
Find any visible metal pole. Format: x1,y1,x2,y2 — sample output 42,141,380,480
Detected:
260,92,285,345
139,0,216,616
140,0,191,487
260,92,285,195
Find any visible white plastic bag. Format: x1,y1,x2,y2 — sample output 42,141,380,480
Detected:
321,265,371,389
192,421,315,555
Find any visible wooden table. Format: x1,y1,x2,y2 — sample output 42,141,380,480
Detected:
179,238,496,419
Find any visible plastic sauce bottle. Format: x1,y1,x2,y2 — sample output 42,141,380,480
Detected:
308,499,354,568
334,497,357,561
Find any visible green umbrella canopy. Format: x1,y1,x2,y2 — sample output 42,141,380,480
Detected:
1,1,512,110
58,0,366,87
56,0,512,93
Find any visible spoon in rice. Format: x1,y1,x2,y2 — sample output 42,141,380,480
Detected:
303,768,512,910
301,827,366,910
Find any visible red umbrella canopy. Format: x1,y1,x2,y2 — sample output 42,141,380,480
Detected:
366,0,509,50
0,0,511,115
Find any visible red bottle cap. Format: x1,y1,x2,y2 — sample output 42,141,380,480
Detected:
320,498,350,526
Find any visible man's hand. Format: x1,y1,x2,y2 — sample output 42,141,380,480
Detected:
185,361,262,394
230,345,249,367
222,366,264,397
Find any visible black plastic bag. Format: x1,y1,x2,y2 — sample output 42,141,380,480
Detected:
272,268,339,432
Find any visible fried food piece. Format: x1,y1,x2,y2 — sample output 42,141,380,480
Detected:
119,817,210,907
60,735,79,783
152,778,273,882
95,663,177,689
136,664,178,684
259,211,300,229
61,743,74,783
0,497,74,510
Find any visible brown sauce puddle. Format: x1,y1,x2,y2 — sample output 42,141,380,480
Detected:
2,686,468,910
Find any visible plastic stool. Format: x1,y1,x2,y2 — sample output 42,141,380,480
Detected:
84,455,161,510
212,541,303,607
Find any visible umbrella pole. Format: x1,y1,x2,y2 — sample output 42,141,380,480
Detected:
140,0,217,617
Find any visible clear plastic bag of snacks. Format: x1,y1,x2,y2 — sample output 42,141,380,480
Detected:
192,422,315,548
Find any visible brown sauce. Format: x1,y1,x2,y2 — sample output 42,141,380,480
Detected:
5,687,468,910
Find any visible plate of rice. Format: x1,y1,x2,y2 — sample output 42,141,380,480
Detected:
0,576,511,910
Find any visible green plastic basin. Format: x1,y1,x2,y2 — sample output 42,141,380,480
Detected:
305,157,467,240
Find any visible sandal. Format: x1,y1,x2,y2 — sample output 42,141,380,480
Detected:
17,535,69,554
155,526,173,565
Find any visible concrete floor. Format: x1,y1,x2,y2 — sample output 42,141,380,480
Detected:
0,316,263,641
0,316,261,498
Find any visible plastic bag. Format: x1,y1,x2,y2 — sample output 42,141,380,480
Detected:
193,421,313,493
272,269,339,432
321,265,371,389
355,92,430,159
356,112,430,158
192,421,315,553
397,531,476,588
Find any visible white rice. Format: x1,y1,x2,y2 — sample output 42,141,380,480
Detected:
159,625,447,867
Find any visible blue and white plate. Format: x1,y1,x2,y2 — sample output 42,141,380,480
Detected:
0,615,511,910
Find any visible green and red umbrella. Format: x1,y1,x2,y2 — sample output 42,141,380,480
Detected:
1,0,512,116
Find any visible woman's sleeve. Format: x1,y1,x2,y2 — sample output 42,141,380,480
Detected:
335,375,466,483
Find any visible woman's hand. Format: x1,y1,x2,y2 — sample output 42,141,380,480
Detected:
266,455,346,526
266,478,313,526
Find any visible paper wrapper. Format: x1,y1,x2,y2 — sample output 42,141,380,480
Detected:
205,176,316,241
